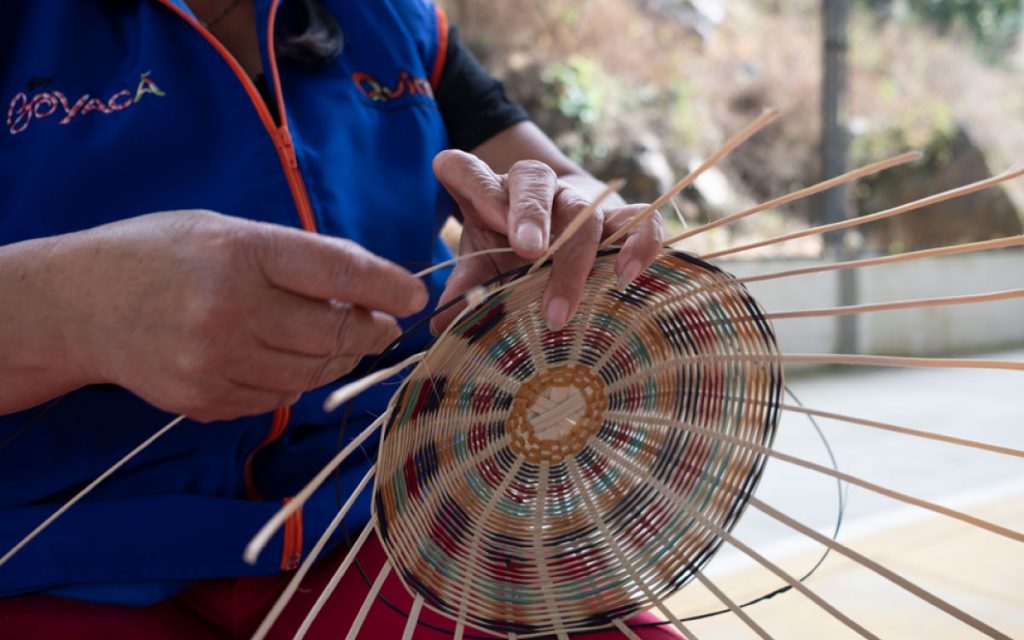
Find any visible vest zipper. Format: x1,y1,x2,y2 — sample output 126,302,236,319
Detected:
265,3,317,232
156,0,316,506
274,123,317,232
155,0,318,233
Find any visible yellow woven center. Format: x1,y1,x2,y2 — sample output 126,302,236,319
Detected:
506,365,607,464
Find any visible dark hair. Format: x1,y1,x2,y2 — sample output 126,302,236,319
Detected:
275,0,343,68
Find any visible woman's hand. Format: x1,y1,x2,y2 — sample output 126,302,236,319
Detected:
429,150,664,334
1,210,427,421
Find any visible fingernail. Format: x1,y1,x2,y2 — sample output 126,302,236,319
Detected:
429,321,438,337
617,261,642,291
515,223,544,253
545,296,570,332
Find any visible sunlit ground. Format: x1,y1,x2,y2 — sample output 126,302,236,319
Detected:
663,348,1024,639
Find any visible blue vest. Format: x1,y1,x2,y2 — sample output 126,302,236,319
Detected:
0,0,453,605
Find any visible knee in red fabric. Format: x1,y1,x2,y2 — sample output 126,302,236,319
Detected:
0,535,684,640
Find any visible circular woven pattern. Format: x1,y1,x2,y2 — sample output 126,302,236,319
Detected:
374,250,783,636
506,364,607,464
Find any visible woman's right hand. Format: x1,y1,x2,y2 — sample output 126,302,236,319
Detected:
3,210,427,421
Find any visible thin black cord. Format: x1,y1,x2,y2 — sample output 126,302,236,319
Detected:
334,385,846,638
629,386,848,628
329,262,517,509
326,252,848,637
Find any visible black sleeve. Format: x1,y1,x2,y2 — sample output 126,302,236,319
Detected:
434,26,530,152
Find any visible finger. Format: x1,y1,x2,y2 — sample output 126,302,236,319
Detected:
170,378,297,423
603,205,664,289
252,225,428,317
542,188,604,331
249,291,400,357
506,159,557,259
227,347,361,394
432,150,508,233
219,383,301,418
429,248,500,336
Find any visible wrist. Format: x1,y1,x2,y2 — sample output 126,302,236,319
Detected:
42,229,109,388
0,232,103,412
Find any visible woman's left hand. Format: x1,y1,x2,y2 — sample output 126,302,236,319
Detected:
430,150,664,335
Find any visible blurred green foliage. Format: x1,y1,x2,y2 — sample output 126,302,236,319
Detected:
850,98,957,163
853,119,960,205
669,79,699,148
859,0,1022,60
541,55,608,126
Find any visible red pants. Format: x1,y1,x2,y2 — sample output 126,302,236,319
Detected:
0,535,683,639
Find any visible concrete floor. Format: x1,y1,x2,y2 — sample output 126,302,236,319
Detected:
661,348,1024,639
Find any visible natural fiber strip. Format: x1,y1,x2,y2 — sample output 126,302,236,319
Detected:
414,247,517,279
739,234,1024,284
588,438,878,640
372,251,783,635
532,461,566,633
606,411,1024,544
765,288,1024,320
326,535,387,640
0,414,186,569
693,570,774,640
781,404,1024,458
528,179,624,275
601,354,1023,390
612,619,645,640
324,351,425,412
601,108,781,248
703,165,1024,259
591,385,1023,458
649,235,1024,318
749,497,1012,640
777,354,1024,371
448,458,526,635
245,413,386,564
401,595,425,640
250,467,376,640
607,413,1014,639
666,151,922,246
566,459,698,640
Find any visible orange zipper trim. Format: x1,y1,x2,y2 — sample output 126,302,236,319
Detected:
155,1,316,499
265,5,318,233
155,0,317,233
280,496,304,571
244,405,290,501
429,5,449,88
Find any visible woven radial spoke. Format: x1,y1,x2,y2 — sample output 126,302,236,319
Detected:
374,250,784,635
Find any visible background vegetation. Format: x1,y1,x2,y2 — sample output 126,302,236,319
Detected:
442,0,1023,257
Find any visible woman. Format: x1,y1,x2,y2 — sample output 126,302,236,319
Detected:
0,1,673,637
